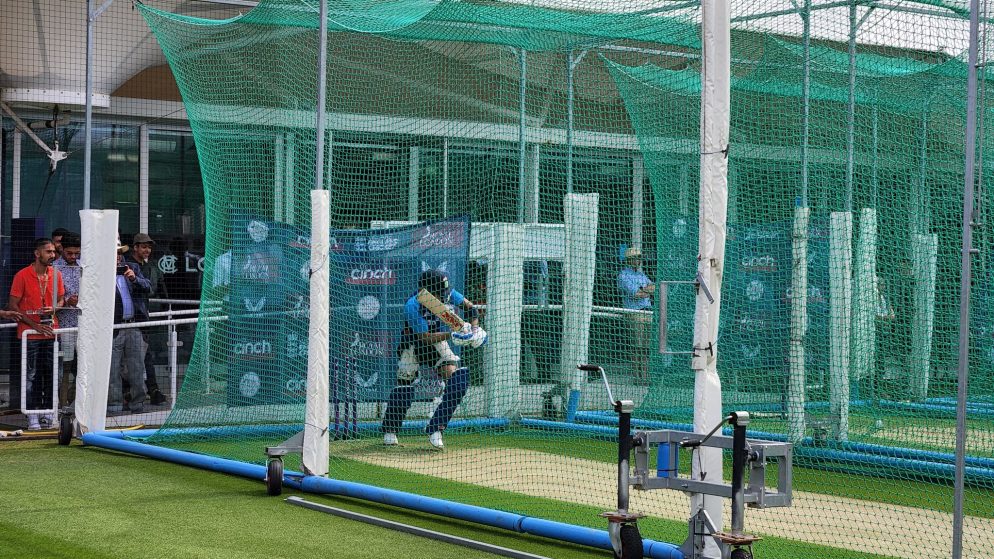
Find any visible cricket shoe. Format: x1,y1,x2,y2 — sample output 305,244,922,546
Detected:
383,432,399,446
27,416,41,431
428,431,444,450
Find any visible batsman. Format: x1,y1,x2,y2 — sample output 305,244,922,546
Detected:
382,269,487,449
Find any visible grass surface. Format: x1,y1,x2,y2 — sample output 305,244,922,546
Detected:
150,426,994,519
0,439,601,559
2,436,902,559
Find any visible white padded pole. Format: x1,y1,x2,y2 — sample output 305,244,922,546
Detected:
788,206,810,443
304,190,330,477
909,233,938,401
829,211,853,441
74,210,119,434
560,193,599,388
484,224,524,418
851,209,877,390
693,1,729,551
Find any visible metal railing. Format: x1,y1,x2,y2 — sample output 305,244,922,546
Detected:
13,298,218,421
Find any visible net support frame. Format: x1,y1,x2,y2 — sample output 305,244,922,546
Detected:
787,205,810,443
829,211,853,441
851,208,878,399
484,224,525,419
74,209,119,434
691,1,730,553
560,193,599,390
303,190,330,476
909,232,939,401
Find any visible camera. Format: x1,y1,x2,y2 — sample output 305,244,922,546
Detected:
116,264,128,275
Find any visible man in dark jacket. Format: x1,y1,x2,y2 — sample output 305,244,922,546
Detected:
127,233,168,405
110,238,151,414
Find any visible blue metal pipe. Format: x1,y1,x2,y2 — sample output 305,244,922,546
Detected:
82,432,683,559
81,432,304,490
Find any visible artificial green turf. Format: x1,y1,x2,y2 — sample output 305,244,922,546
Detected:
468,431,994,518
0,439,600,559
328,454,899,559
146,427,994,519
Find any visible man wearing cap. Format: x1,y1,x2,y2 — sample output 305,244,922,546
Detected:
618,247,655,310
127,233,168,405
618,246,655,382
110,238,151,414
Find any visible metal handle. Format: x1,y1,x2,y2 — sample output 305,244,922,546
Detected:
578,364,615,406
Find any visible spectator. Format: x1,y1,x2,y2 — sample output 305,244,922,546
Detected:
109,238,151,415
617,247,655,382
51,228,71,259
8,238,65,430
127,233,168,405
617,247,655,310
54,234,82,408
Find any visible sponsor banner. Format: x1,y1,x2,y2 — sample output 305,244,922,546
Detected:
222,215,471,405
329,216,470,401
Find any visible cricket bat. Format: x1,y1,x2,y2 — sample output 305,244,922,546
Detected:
416,288,466,331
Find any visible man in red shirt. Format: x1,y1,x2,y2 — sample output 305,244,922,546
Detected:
8,238,64,430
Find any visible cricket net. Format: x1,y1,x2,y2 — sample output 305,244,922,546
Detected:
133,1,992,557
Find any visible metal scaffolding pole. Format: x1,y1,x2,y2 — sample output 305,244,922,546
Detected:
953,0,982,555
314,0,329,191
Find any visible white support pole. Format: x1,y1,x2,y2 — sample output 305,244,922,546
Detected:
484,224,525,418
850,209,877,394
442,138,450,216
632,157,644,250
787,206,810,444
524,144,540,223
286,133,298,224
74,210,119,434
275,134,286,221
304,190,330,477
692,1,729,551
408,146,420,221
909,233,938,401
829,211,853,441
560,193,599,389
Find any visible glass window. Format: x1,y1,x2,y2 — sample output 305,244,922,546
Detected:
147,129,207,301
10,122,139,234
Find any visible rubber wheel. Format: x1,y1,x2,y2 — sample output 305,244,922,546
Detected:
266,459,283,496
615,524,643,559
57,414,72,446
730,548,754,559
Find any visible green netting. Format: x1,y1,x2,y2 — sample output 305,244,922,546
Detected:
135,0,992,557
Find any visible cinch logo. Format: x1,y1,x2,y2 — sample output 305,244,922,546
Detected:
741,256,776,272
346,265,396,285
233,340,273,358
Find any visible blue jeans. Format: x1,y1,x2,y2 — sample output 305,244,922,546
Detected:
25,339,55,411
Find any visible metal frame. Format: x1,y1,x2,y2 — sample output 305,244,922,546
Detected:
632,430,793,509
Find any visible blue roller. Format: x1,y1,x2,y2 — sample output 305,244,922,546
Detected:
82,431,684,559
